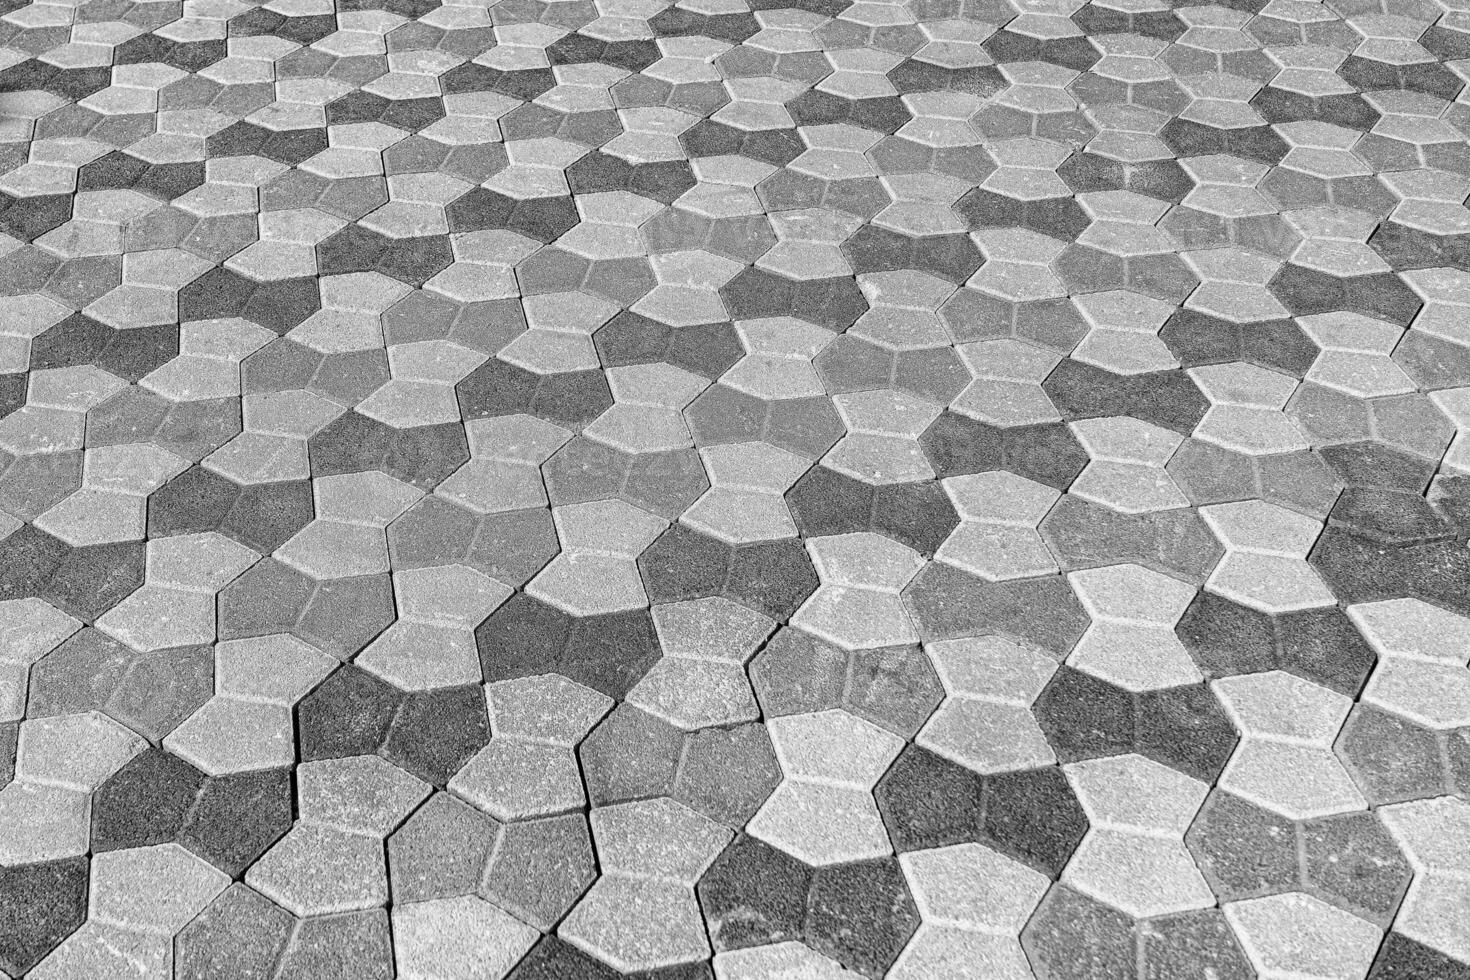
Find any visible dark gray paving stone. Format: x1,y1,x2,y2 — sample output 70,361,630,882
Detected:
874,743,985,854
593,313,744,381
382,684,490,787
148,467,315,554
1135,683,1240,784
0,856,89,976
1175,593,1378,697
637,524,730,607
181,767,294,877
982,765,1093,881
481,813,596,931
91,747,205,852
697,834,813,952
308,413,469,490
175,884,294,980
719,268,869,329
1161,309,1319,378
476,595,661,699
1330,488,1453,547
579,703,683,806
0,527,146,623
804,857,920,979
178,267,322,333
1034,668,1238,783
1185,791,1300,901
275,910,393,980
874,744,1088,879
1301,811,1413,924
1042,360,1209,436
784,467,961,558
674,723,782,828
505,936,620,980
1369,933,1470,980
456,359,613,429
1320,442,1438,494
723,538,822,622
297,664,405,762
388,792,500,905
29,314,179,380
902,562,1090,658
1021,885,1137,980
1336,704,1451,806
1139,908,1254,980
1311,528,1470,618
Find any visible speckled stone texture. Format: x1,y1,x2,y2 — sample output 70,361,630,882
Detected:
1,0,1469,977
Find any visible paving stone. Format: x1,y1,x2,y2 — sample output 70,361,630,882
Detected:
387,791,500,905
1066,563,1202,692
1348,599,1470,731
697,833,813,953
1214,671,1366,820
1225,892,1382,980
673,723,783,828
394,895,539,980
1379,796,1470,965
451,673,608,821
87,841,228,936
1301,810,1415,926
560,797,730,973
892,842,1047,980
1202,500,1336,614
749,626,942,739
0,856,88,977
274,910,394,980
1063,754,1214,918
175,884,293,980
713,941,863,979
797,856,920,978
918,636,1055,775
1020,884,1138,980
481,813,597,933
748,708,904,867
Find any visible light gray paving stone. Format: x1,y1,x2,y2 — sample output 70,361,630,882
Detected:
1213,671,1366,820
1066,563,1202,692
918,636,1056,775
392,895,539,980
560,797,730,972
1224,892,1381,980
892,843,1050,980
792,532,925,650
747,708,904,866
1379,796,1470,964
1063,753,1215,918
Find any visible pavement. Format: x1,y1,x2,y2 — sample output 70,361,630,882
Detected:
1,0,1469,977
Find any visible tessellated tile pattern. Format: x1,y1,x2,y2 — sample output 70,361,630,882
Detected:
1,0,1470,976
